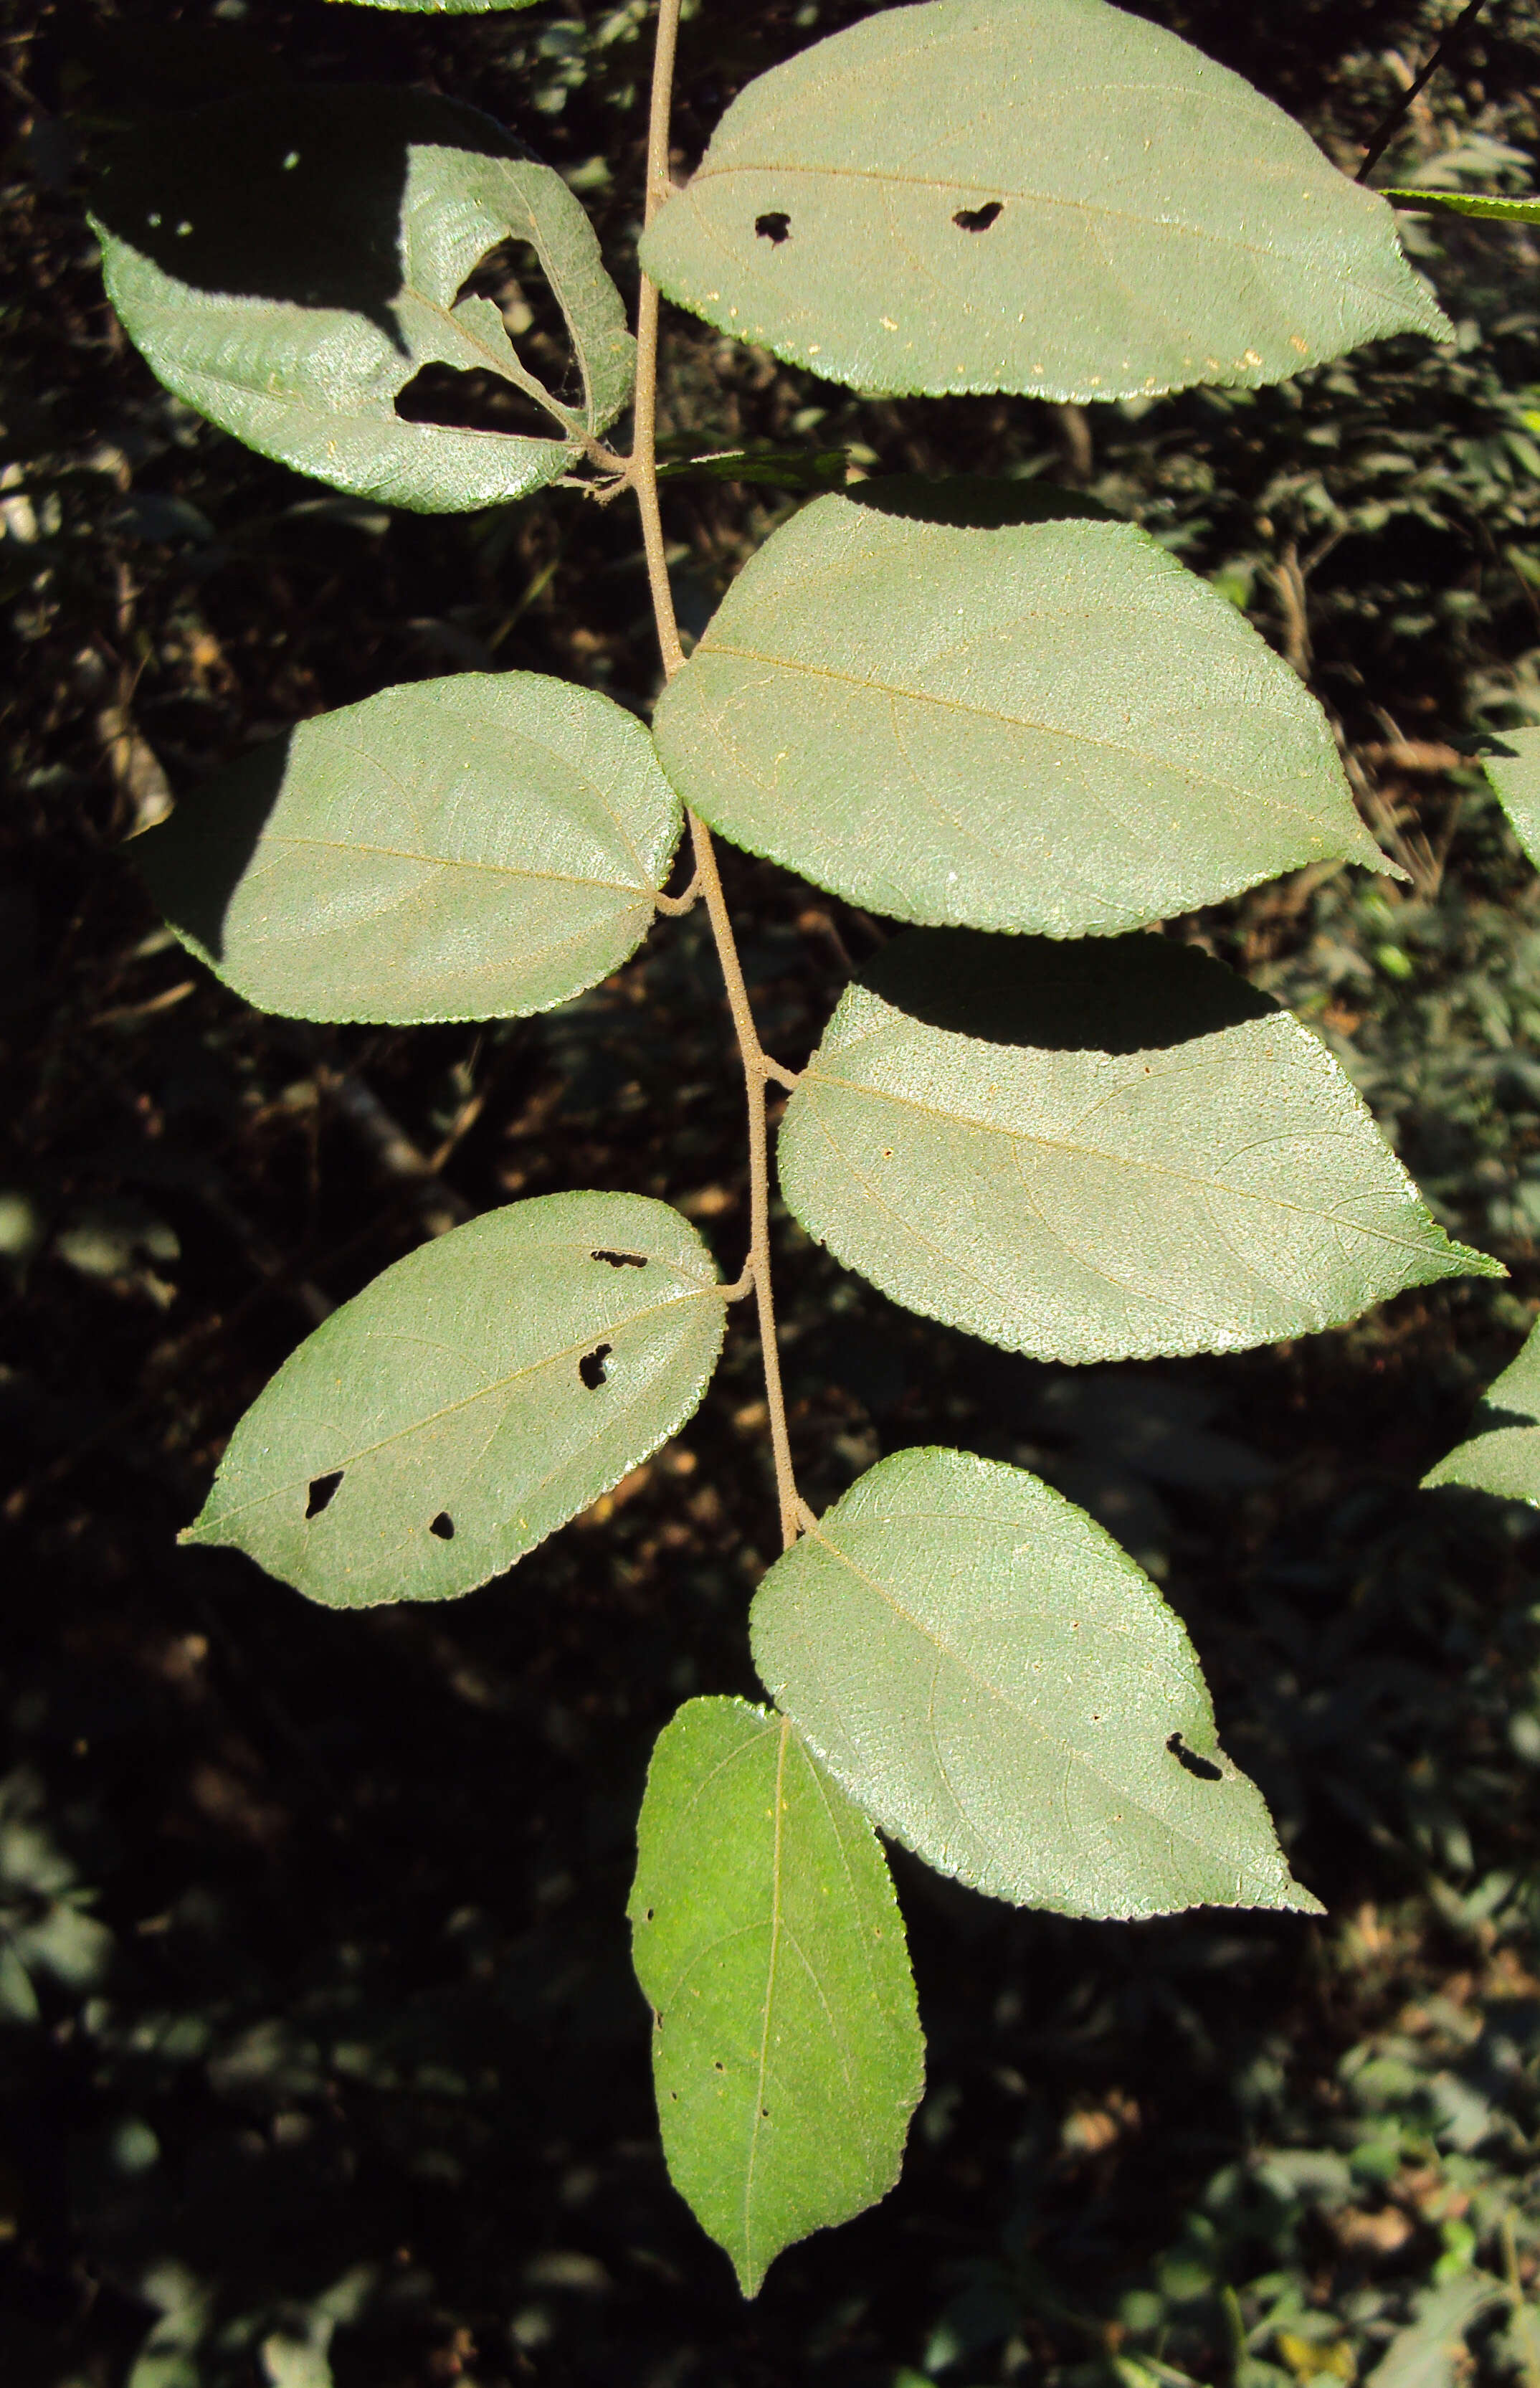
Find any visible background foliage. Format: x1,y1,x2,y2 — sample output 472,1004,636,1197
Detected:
2,0,1539,2382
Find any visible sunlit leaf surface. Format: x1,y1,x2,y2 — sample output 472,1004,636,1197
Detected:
652,485,1391,935
93,87,631,511
778,932,1501,1363
641,0,1450,402
136,674,681,1025
1479,725,1540,870
751,1447,1323,1918
186,1194,726,1606
629,1697,923,2295
1423,1320,1540,1511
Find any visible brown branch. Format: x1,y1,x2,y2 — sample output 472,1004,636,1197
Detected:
631,0,802,1550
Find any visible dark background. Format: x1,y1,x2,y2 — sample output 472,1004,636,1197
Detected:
2,2,1539,2382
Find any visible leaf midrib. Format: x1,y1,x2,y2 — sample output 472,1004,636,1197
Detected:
686,159,1339,279
695,639,1327,825
203,1263,722,1528
805,1018,1432,1263
794,1522,1245,1891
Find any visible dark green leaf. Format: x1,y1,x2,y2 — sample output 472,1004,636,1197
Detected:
92,88,631,512
640,0,1450,402
750,1447,1322,1919
652,485,1392,936
1423,1321,1540,1510
1382,189,1540,224
184,1194,726,1606
629,1697,923,2297
1478,726,1540,869
135,673,682,1026
778,930,1501,1363
655,445,850,493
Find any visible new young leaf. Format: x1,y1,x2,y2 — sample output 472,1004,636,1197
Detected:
185,1194,726,1606
778,931,1501,1364
629,1698,923,2296
134,674,682,1026
1382,189,1540,224
651,485,1390,935
1423,1320,1540,1511
92,88,632,513
751,1447,1321,1920
640,0,1450,403
1479,726,1540,871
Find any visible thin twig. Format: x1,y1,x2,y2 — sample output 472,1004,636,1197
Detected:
632,0,802,1550
1356,0,1491,183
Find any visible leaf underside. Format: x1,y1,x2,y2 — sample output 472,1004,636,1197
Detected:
1479,725,1540,871
640,0,1450,403
651,485,1391,937
1382,188,1540,224
92,87,632,512
1423,1319,1540,1510
777,931,1501,1365
629,1698,923,2297
185,1193,726,1606
751,1446,1322,1920
134,673,681,1026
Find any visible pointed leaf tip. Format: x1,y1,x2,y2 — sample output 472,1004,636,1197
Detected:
653,491,1393,937
751,1449,1323,1921
629,1699,923,2295
1478,726,1540,873
641,0,1451,403
1423,1318,1540,1511
779,931,1499,1367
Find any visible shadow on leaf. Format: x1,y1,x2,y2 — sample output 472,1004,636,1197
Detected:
856,929,1276,1054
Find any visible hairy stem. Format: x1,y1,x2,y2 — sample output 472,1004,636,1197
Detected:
632,0,802,1550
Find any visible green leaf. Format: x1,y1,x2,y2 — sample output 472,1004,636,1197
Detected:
1382,189,1540,224
777,930,1501,1364
650,483,1391,935
184,1193,726,1607
134,673,681,1026
92,87,632,513
629,1697,923,2297
639,0,1450,404
1423,1321,1540,1510
1362,2278,1508,2388
1478,726,1540,869
750,1446,1322,1919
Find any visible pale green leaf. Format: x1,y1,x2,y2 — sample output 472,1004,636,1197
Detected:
750,1446,1322,1919
134,674,681,1026
639,0,1450,404
1423,1320,1540,1510
1363,2278,1507,2388
651,484,1392,935
1479,726,1540,870
92,88,632,513
778,930,1501,1364
1382,189,1540,224
629,1697,923,2297
184,1193,726,1607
